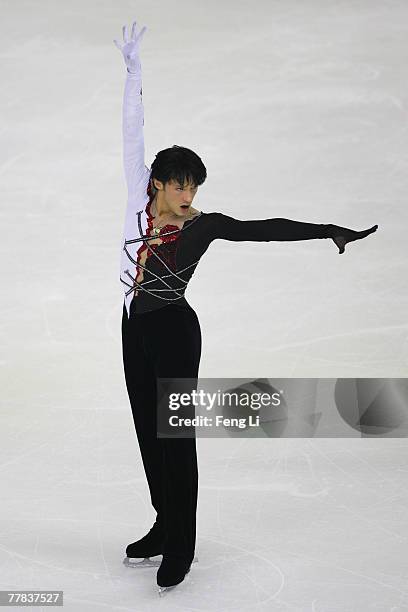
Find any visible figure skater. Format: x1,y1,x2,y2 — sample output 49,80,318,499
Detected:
113,20,378,595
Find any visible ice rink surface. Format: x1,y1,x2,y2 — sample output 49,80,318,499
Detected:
1,0,408,609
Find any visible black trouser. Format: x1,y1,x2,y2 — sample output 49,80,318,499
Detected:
121,300,202,563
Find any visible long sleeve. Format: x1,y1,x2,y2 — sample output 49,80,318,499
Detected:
122,68,150,210
212,212,332,242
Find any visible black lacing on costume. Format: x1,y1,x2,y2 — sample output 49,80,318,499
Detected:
120,210,203,302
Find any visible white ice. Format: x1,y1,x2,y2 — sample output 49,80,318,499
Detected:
1,0,408,610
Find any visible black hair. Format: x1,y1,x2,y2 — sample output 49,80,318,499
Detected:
147,145,207,199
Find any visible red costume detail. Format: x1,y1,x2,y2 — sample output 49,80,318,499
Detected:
133,198,182,295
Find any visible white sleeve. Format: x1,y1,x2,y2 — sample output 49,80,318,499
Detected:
122,68,151,211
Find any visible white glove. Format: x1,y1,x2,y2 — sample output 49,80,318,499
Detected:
113,21,147,74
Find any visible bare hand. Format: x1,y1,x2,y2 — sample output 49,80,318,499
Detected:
331,224,378,254
113,21,147,73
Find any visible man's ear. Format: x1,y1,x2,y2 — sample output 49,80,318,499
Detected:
152,178,162,191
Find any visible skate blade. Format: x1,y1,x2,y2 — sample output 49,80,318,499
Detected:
158,585,177,597
123,556,162,568
124,555,198,569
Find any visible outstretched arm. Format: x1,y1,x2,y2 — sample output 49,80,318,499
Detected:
212,213,378,254
114,21,149,210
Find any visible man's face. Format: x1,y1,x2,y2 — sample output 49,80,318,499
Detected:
155,178,198,216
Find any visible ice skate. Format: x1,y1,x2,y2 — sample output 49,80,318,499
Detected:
123,522,165,568
157,567,191,596
156,555,198,595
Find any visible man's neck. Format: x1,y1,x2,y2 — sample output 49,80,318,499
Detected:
151,196,176,219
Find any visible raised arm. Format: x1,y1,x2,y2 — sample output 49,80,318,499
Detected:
114,21,150,210
212,213,378,254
